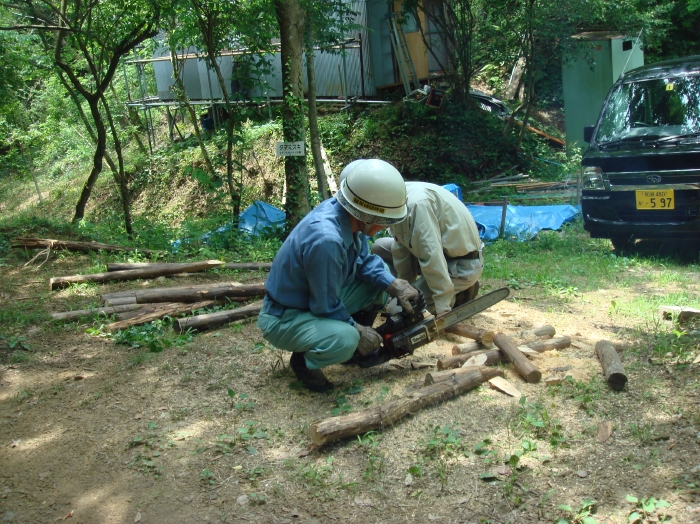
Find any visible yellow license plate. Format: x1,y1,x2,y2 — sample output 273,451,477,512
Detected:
636,189,675,210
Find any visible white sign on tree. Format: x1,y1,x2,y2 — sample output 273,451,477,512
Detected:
276,141,305,157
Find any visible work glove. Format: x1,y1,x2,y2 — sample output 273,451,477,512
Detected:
355,324,382,356
386,278,420,314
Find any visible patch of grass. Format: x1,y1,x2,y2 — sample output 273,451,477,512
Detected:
420,424,468,489
512,396,567,447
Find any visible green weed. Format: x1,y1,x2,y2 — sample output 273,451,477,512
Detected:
556,498,597,524
512,396,567,447
626,495,671,523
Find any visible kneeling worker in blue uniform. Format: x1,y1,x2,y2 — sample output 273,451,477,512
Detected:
257,159,419,392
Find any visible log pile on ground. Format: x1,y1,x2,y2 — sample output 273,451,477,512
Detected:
49,258,268,331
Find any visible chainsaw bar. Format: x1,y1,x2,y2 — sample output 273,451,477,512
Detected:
434,287,510,332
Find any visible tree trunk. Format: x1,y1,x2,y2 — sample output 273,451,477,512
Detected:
174,300,263,333
309,367,502,445
275,0,310,230
100,94,133,236
305,37,329,200
100,281,265,304
49,260,225,290
493,332,541,383
72,96,106,222
57,72,121,178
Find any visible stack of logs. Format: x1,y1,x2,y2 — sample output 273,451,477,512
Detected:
49,260,269,332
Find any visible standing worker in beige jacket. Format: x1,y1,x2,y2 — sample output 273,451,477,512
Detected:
370,181,483,315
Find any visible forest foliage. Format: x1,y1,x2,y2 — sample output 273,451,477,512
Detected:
0,0,698,241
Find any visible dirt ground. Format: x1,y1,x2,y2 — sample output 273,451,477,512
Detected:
1,252,699,524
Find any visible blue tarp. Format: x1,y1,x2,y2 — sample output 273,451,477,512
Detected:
172,196,580,250
238,200,286,237
467,204,580,242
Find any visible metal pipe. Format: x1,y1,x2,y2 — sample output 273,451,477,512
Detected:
358,33,365,99
341,42,349,105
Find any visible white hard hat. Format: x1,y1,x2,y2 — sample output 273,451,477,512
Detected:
339,159,365,187
336,159,407,225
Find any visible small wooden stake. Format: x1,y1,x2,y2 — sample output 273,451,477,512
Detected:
437,349,503,370
451,340,481,355
443,324,495,345
493,332,542,383
526,336,571,353
595,340,627,391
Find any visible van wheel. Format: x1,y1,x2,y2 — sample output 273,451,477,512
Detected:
610,236,634,252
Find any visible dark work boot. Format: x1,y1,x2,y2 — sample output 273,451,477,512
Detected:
454,281,480,308
289,352,334,393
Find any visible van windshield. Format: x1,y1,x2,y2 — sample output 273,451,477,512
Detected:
596,75,700,143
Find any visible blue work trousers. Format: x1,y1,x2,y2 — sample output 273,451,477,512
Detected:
257,279,388,370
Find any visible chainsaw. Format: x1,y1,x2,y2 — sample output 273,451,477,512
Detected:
353,287,510,368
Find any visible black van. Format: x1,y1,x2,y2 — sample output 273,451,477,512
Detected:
580,55,700,250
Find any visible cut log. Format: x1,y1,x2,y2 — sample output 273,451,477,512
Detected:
51,303,143,321
107,300,221,331
595,340,628,391
451,341,481,355
309,367,502,445
425,366,504,386
106,261,271,272
437,349,503,370
443,324,495,345
493,332,542,383
174,300,263,332
659,305,700,323
50,260,225,290
12,236,159,256
104,296,138,307
526,336,571,353
519,325,556,339
101,282,265,304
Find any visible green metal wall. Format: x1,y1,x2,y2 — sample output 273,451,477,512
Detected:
562,36,644,152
